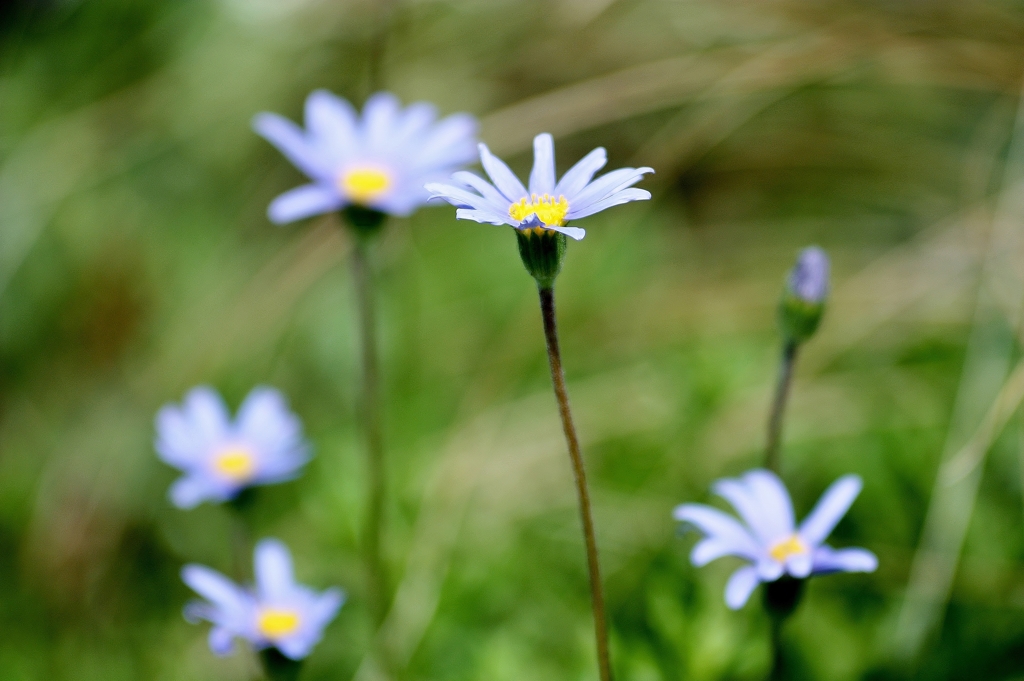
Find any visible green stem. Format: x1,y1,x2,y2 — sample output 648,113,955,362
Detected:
538,286,613,681
352,237,387,626
765,340,799,474
769,617,785,681
260,647,303,681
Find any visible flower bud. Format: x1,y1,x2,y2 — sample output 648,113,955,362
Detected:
516,227,567,289
779,246,829,343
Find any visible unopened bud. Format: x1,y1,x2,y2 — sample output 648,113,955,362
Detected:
779,246,829,343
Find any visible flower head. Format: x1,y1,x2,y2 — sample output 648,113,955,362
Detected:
182,539,344,660
254,90,478,222
788,246,830,304
155,386,310,509
425,133,653,241
673,469,877,609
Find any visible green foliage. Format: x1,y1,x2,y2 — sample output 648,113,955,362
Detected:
3,0,1024,680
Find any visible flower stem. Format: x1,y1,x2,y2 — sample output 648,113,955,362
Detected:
352,236,387,627
765,340,799,474
537,286,613,681
260,648,303,681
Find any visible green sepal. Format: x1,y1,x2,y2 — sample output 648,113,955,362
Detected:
260,647,304,681
343,206,388,240
778,293,825,344
516,228,567,289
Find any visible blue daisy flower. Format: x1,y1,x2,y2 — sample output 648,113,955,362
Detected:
674,469,877,609
425,132,653,240
154,386,310,509
182,539,344,660
254,90,478,222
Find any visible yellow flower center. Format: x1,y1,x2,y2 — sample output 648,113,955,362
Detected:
257,608,301,640
769,535,809,562
509,194,569,227
213,446,256,482
339,167,392,204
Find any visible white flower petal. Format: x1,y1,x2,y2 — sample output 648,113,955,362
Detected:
478,143,528,202
182,387,231,449
267,184,343,224
236,387,302,455
691,537,747,566
255,539,297,601
786,553,813,578
182,565,250,615
413,113,478,171
798,475,862,548
673,504,760,560
756,558,785,582
450,171,509,207
742,469,795,543
304,89,358,166
455,208,516,226
812,546,878,574
169,475,228,509
724,565,761,610
528,133,556,196
545,224,586,240
712,477,777,548
554,147,607,199
570,166,652,208
565,188,650,221
425,182,501,212
362,91,402,152
208,626,236,656
252,113,331,181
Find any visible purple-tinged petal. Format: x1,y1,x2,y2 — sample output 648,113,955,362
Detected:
275,636,312,660
424,182,499,212
812,546,877,574
182,387,231,448
208,627,236,656
554,147,607,199
725,565,761,610
712,477,776,548
155,407,204,468
169,475,228,509
798,475,862,548
756,558,784,582
569,167,652,208
528,133,556,196
742,470,795,543
455,208,516,226
255,539,296,601
268,184,343,224
413,114,478,171
450,171,509,207
362,92,402,152
691,537,749,567
182,565,250,615
253,113,330,180
565,188,650,221
235,387,302,455
786,553,813,578
673,504,760,561
311,587,345,626
545,224,586,240
478,143,528,202
304,90,358,165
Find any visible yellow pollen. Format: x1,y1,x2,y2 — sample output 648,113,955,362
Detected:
509,194,569,226
339,167,392,204
257,608,301,639
769,535,808,562
213,446,255,482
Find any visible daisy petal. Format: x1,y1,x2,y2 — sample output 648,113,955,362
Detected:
255,539,296,601
169,475,228,509
414,113,479,170
267,184,343,224
252,113,330,180
304,89,358,165
673,504,760,560
555,147,607,199
713,477,778,548
570,167,652,208
742,470,795,543
479,143,528,202
455,208,516,226
565,188,650,221
451,171,509,207
208,626,236,656
725,565,761,609
799,475,862,547
182,565,249,614
691,537,747,566
812,546,878,574
528,133,556,196
362,91,402,151
545,224,586,240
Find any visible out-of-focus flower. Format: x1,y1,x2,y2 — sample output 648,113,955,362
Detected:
779,246,829,342
425,133,653,241
155,386,309,509
673,469,876,609
787,246,829,304
182,539,344,660
253,90,477,222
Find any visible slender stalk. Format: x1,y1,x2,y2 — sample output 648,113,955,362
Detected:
765,340,799,474
352,237,387,626
769,617,785,680
537,286,613,681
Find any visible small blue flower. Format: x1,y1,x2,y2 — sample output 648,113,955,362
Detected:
254,90,478,222
425,133,653,240
155,386,310,509
788,246,830,304
673,469,877,609
182,538,344,660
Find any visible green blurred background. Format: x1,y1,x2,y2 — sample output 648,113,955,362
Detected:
4,0,1024,679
